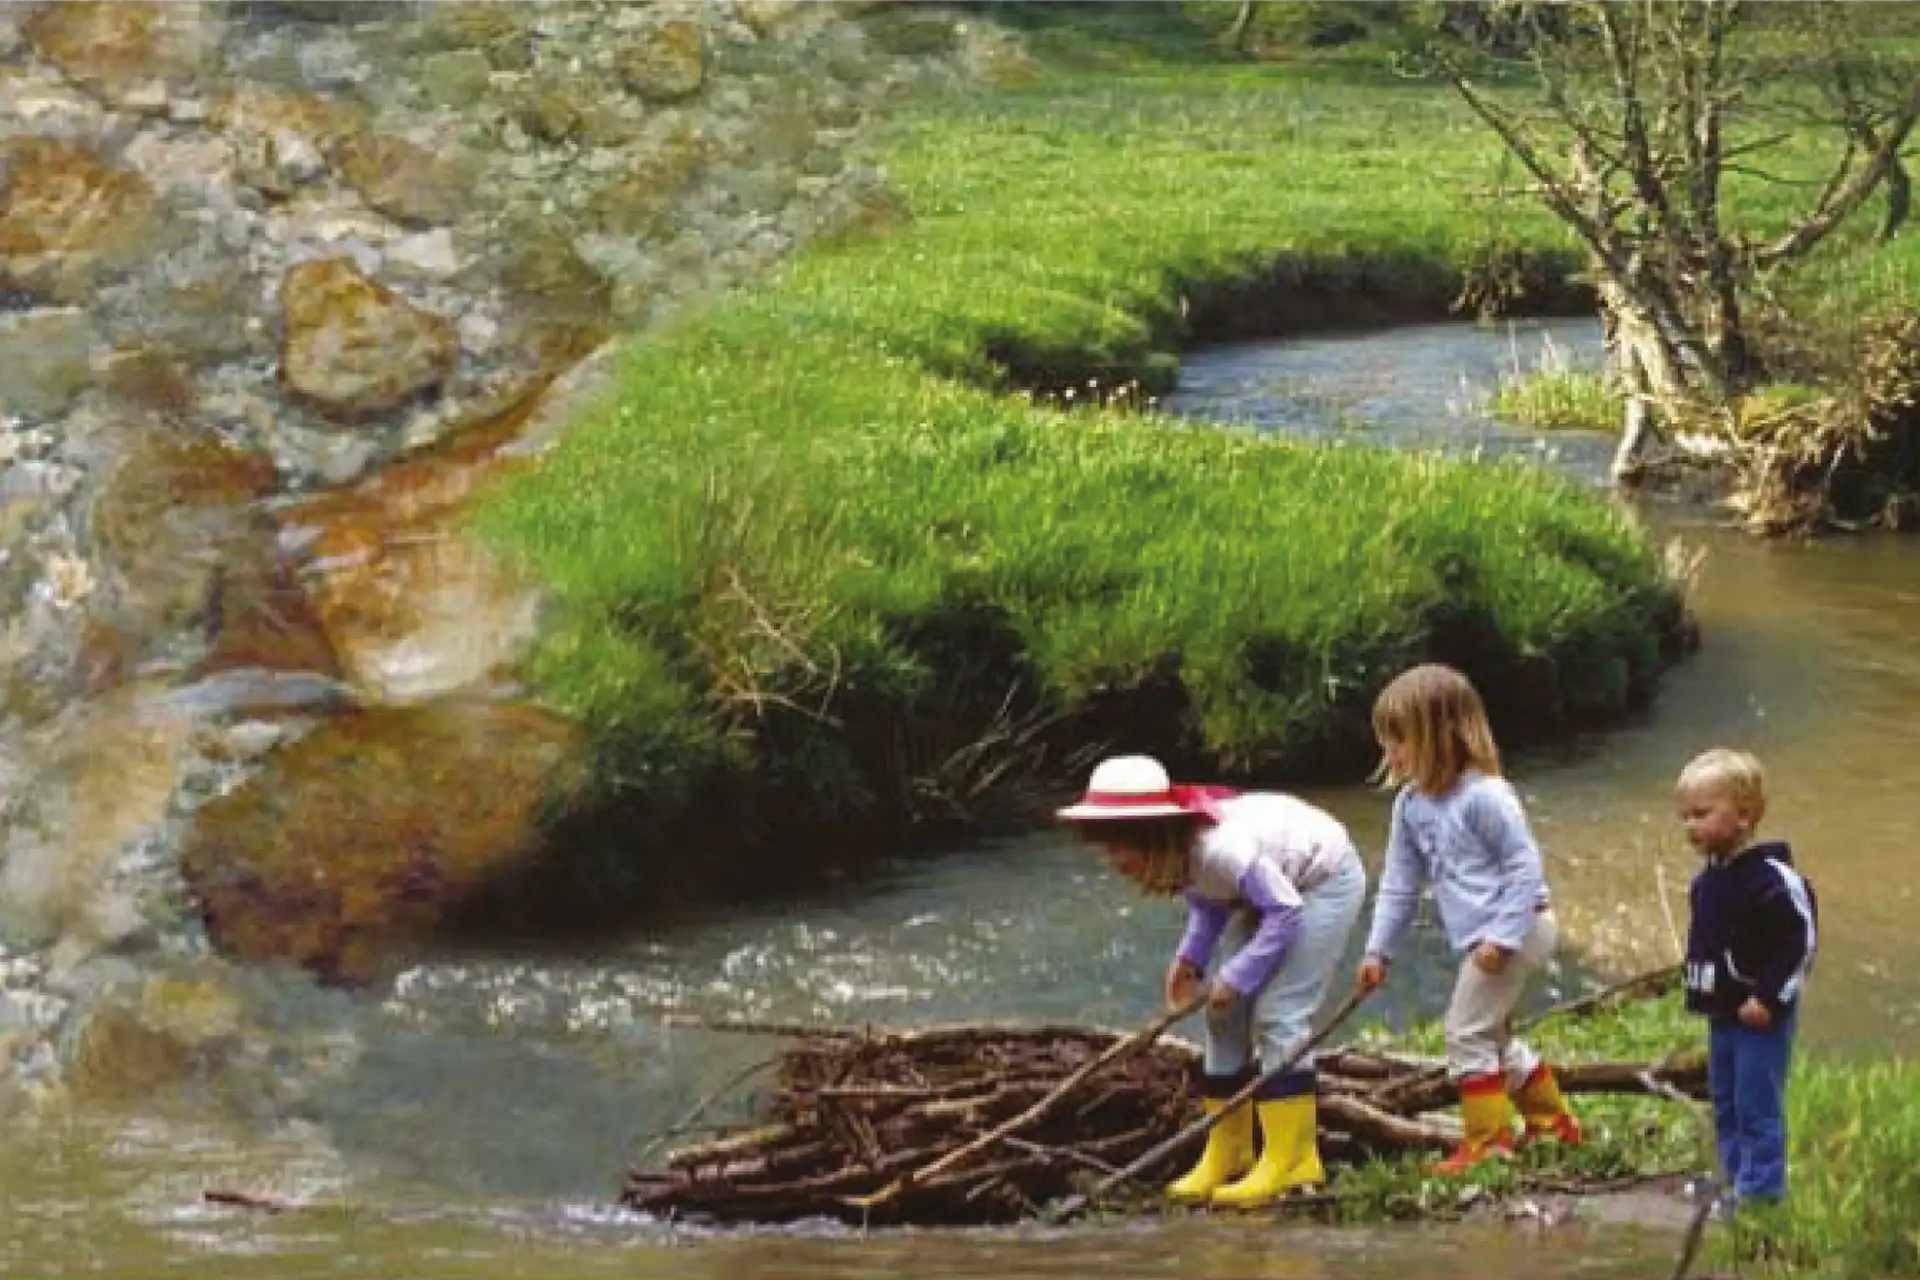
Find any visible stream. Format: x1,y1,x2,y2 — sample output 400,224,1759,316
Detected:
6,316,1918,1276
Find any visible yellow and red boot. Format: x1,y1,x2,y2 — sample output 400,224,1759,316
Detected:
1431,1072,1517,1174
1513,1062,1584,1147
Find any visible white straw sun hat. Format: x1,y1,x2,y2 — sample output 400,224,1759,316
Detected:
1055,755,1189,822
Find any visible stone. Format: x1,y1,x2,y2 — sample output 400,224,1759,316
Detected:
331,131,464,228
278,369,566,700
585,121,711,237
90,429,281,644
383,228,462,281
509,85,583,145
179,698,582,983
618,19,706,102
0,139,159,304
98,348,197,419
234,126,328,200
128,265,262,362
65,976,246,1103
493,218,612,336
279,258,458,422
0,309,94,419
412,1,523,53
20,2,215,112
417,49,494,110
211,82,369,157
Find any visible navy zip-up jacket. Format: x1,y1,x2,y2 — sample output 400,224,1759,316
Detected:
1684,840,1818,1023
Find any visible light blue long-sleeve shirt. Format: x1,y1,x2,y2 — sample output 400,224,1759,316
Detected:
1361,771,1549,960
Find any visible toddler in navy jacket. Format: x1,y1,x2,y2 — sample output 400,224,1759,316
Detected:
1677,748,1817,1207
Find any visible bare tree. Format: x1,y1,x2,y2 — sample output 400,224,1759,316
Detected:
1419,1,1920,484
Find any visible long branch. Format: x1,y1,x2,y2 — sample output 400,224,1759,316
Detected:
1758,72,1920,266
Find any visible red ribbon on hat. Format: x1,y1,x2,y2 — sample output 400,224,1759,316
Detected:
1172,784,1237,822
1077,784,1238,821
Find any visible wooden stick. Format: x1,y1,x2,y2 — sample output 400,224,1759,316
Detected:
661,1014,861,1040
632,1057,779,1170
1041,985,1373,1225
841,993,1208,1210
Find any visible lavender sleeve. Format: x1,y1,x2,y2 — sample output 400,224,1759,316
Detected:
1175,892,1233,970
1217,861,1304,995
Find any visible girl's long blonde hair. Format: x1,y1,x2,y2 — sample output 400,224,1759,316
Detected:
1372,663,1502,796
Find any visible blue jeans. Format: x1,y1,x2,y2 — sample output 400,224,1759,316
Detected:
1205,850,1367,1087
1708,1013,1796,1202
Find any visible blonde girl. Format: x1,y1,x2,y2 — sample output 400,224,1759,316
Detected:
1059,755,1367,1207
1354,664,1581,1172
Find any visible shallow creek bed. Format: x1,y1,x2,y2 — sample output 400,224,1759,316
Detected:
623,972,1705,1227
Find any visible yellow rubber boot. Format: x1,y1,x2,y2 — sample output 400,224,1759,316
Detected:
1514,1063,1584,1146
1166,1098,1255,1203
1211,1096,1323,1208
1431,1074,1517,1175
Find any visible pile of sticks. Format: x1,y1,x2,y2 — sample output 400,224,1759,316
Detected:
623,970,1705,1227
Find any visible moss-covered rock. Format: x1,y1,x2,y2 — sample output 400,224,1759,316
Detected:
180,699,582,984
0,140,160,304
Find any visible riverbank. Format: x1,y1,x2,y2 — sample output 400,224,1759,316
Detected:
474,32,1689,919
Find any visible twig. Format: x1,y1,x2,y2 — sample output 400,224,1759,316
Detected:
1653,855,1687,963
1042,986,1373,1225
633,1057,778,1170
842,994,1208,1211
661,1014,862,1040
1001,1135,1121,1178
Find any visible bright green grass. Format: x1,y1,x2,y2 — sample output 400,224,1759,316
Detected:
472,34,1920,819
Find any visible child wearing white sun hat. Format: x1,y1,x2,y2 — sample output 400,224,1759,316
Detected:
1058,755,1367,1208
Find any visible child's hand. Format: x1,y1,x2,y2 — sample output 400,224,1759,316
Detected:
1356,955,1388,990
1165,959,1201,1011
1738,997,1773,1029
1471,942,1511,976
1207,980,1238,1015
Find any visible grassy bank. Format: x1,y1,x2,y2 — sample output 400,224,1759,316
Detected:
1335,988,1918,1279
472,23,1688,911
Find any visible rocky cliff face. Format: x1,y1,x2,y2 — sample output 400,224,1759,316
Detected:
0,0,1010,1072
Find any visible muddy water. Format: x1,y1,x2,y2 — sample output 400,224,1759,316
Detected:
7,316,1912,1276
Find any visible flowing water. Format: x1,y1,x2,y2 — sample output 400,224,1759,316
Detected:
7,315,1917,1276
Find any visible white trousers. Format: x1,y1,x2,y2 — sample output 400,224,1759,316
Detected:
1444,908,1559,1084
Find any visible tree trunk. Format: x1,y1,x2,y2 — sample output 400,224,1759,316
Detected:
1225,2,1258,53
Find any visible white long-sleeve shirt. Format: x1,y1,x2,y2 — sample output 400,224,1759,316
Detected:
1176,794,1358,993
1362,771,1549,959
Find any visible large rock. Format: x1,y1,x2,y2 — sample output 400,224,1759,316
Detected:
618,19,706,102
180,699,582,983
279,372,564,703
87,427,330,680
280,258,458,422
0,140,159,304
21,2,216,112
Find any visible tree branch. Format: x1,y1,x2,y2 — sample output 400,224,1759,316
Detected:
1757,72,1920,266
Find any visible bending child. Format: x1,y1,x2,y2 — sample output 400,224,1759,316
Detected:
1059,754,1367,1208
1355,664,1582,1172
1677,748,1816,1209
